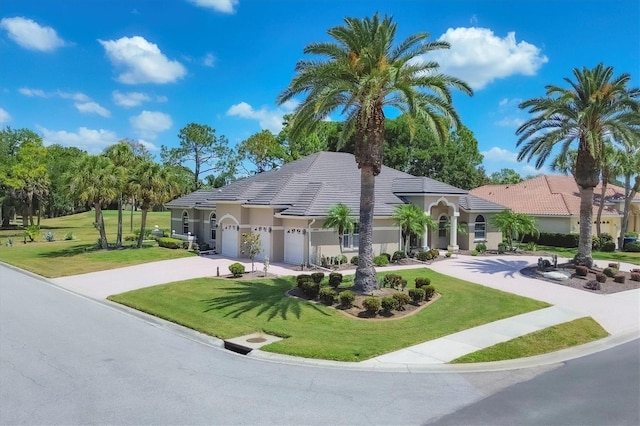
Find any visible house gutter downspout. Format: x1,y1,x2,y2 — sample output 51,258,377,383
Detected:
307,219,316,267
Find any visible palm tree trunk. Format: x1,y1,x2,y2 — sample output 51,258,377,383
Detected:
137,204,148,248
355,164,377,293
130,195,135,233
619,174,639,249
576,186,594,266
116,194,123,247
596,171,608,236
27,192,34,226
95,204,108,250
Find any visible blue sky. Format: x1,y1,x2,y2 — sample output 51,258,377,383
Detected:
1,0,638,177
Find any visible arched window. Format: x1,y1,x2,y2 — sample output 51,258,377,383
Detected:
210,212,217,240
474,215,486,240
182,211,189,234
438,216,447,238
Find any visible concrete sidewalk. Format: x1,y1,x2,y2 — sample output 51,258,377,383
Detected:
50,253,640,368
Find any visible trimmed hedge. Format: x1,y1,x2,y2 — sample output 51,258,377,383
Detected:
522,232,579,248
624,241,640,252
157,237,182,249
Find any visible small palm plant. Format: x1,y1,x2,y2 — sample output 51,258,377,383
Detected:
323,203,355,266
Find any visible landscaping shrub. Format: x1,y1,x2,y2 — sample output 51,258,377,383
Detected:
64,232,74,241
600,241,616,252
228,262,245,277
44,231,55,242
575,265,589,277
522,232,579,248
470,250,479,256
318,287,336,305
383,274,402,289
391,250,407,262
429,248,440,259
423,285,436,301
630,272,640,282
624,241,640,252
157,237,182,249
25,225,40,242
603,267,618,278
498,242,507,254
338,290,355,307
399,279,407,291
614,274,626,284
362,297,381,315
380,297,397,314
526,241,537,251
350,255,359,265
300,281,320,299
595,273,607,283
408,288,425,304
296,274,313,288
381,252,391,262
475,243,487,253
445,251,452,258
373,254,389,267
591,235,602,251
311,272,325,284
124,235,137,241
392,292,410,310
328,272,343,288
414,277,431,289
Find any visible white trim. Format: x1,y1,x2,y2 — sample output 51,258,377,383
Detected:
218,213,239,225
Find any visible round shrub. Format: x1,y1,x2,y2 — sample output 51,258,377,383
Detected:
392,292,410,310
429,248,440,259
391,250,407,262
498,242,507,254
381,253,391,262
423,285,436,301
416,251,430,261
408,288,425,304
318,287,336,305
603,267,618,278
338,290,355,307
624,241,640,252
350,255,359,265
445,252,452,258
470,250,479,256
296,274,312,288
311,272,325,284
383,273,402,289
228,262,245,277
474,243,487,253
300,281,320,299
575,265,589,277
601,241,616,252
595,273,607,283
414,277,431,289
328,272,343,288
362,297,381,315
374,254,389,267
380,297,397,314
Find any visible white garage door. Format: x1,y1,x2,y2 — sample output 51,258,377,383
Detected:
221,225,238,258
284,230,305,265
256,230,270,261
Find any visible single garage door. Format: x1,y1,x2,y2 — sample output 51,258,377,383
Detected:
256,230,270,261
221,225,238,258
284,230,305,265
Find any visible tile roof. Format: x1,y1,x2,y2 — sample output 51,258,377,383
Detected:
166,152,503,216
469,175,636,217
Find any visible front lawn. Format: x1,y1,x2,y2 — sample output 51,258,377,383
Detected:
108,268,550,362
0,211,194,277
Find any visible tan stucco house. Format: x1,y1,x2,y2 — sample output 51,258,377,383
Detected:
470,175,640,243
165,152,505,265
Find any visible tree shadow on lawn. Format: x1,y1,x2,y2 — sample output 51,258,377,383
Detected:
37,243,154,258
454,258,532,278
202,278,330,321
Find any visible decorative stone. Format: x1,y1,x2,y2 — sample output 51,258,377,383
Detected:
584,280,601,290
542,271,571,281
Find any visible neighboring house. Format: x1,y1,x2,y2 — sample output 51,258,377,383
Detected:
471,175,640,243
165,152,505,265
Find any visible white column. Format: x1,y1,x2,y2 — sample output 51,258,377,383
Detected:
448,211,460,252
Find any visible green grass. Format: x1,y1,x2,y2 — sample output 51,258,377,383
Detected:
451,317,609,363
0,211,194,277
534,245,640,265
108,268,550,362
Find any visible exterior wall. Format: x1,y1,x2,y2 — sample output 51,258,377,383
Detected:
170,208,201,239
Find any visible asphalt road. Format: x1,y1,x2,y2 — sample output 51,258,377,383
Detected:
1,264,637,425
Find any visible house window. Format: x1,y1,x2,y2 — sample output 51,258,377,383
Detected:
474,215,486,240
210,212,217,240
438,216,447,237
343,223,359,249
182,212,189,234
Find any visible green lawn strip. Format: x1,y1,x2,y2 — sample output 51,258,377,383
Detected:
450,317,609,364
108,268,550,362
534,245,640,266
0,211,194,277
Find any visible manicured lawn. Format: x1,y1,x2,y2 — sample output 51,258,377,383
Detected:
534,245,640,266
0,211,194,277
108,268,550,362
451,317,609,363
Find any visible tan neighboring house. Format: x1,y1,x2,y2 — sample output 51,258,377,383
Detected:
165,152,505,265
470,175,640,243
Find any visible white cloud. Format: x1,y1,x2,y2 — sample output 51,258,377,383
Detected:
481,146,518,163
429,27,548,90
0,17,65,52
39,126,118,153
188,0,238,14
498,97,521,108
58,91,91,102
99,36,187,84
113,90,152,107
496,116,524,127
75,101,111,117
203,52,216,67
521,164,549,176
0,108,11,126
226,101,296,133
129,110,172,139
19,87,47,97
136,139,159,151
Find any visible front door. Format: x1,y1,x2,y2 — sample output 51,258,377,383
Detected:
438,216,449,249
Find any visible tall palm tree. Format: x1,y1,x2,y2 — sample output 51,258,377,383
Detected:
67,155,118,249
103,142,135,247
617,138,640,248
323,203,355,265
131,161,179,248
392,204,436,253
278,13,472,291
516,63,640,266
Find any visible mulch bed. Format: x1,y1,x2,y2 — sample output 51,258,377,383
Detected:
520,263,640,294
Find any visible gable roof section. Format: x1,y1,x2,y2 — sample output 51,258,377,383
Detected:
469,175,633,216
392,177,468,195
